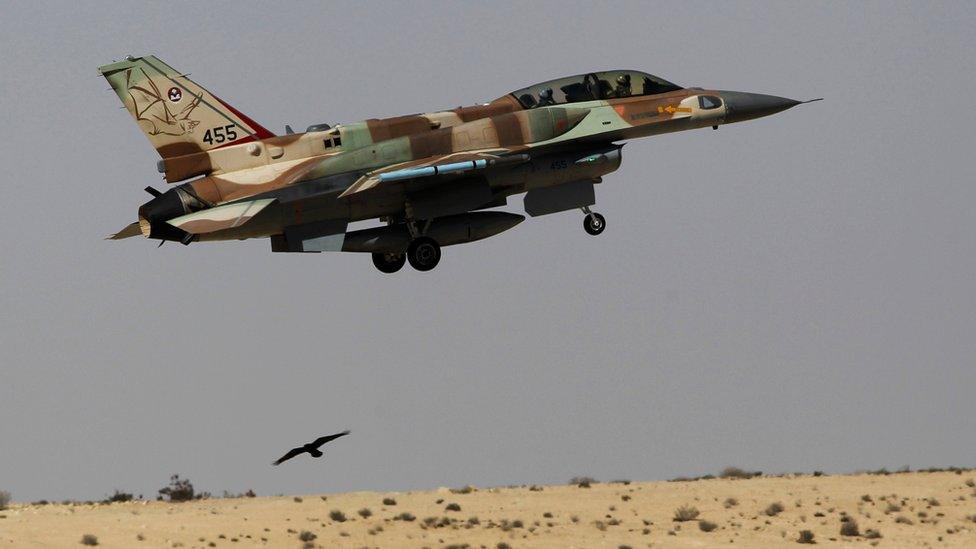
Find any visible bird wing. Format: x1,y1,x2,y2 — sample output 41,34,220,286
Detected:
271,447,306,466
311,430,351,448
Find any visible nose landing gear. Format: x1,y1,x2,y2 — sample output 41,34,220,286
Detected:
582,206,606,236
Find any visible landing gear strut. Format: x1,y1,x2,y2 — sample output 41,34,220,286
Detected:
407,236,441,271
371,252,406,274
582,206,606,236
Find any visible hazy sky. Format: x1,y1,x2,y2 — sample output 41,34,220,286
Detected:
1,1,974,503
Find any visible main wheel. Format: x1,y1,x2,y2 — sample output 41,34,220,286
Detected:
407,237,441,271
583,212,606,236
372,252,406,273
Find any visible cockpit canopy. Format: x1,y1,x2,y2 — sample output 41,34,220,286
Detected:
510,70,682,109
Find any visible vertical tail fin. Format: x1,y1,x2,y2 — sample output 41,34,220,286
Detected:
98,55,274,159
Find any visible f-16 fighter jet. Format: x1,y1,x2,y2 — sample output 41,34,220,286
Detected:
101,56,818,273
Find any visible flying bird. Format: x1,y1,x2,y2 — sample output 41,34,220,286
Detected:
272,430,350,466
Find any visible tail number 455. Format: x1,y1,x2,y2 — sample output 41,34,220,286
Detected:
203,124,238,145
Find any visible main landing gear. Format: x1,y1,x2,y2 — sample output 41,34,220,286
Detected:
407,236,441,271
582,206,606,236
371,252,406,273
371,213,443,275
372,237,441,274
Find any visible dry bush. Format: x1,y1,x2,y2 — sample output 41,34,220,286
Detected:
445,502,461,512
298,531,316,542
358,508,372,518
840,519,860,536
797,529,815,544
673,505,700,522
450,485,475,494
382,497,396,506
894,515,914,525
329,509,347,522
723,497,739,509
103,490,132,504
394,512,416,521
81,534,99,546
570,476,596,488
158,475,195,502
863,528,882,539
720,466,758,479
699,520,718,532
0,490,10,510
765,502,786,516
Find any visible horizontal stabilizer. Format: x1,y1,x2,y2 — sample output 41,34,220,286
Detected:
107,221,142,240
167,198,276,234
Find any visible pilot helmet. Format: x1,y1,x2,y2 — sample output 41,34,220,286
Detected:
616,74,631,85
539,87,553,99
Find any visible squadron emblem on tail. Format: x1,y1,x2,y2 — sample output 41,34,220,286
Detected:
123,67,201,137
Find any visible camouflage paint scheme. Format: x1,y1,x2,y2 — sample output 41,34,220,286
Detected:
100,56,815,271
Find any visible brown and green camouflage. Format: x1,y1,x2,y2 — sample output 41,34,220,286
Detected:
100,55,815,269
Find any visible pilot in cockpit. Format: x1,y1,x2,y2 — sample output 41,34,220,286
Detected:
614,74,632,98
537,87,556,106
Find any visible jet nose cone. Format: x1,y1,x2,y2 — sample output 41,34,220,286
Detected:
720,91,800,123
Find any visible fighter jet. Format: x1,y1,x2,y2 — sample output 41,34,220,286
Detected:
100,56,818,273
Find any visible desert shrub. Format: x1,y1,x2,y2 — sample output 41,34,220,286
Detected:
885,502,901,513
0,490,10,510
699,520,718,532
861,494,872,503
797,529,815,544
445,502,461,512
723,497,739,508
840,519,859,536
450,485,475,494
357,508,372,518
765,502,786,516
382,497,396,505
965,479,975,488
298,531,316,542
158,475,195,502
720,466,758,479
673,505,700,522
394,512,415,521
329,510,347,522
894,515,913,524
293,496,303,503
104,490,133,504
497,544,512,549
863,528,882,539
81,534,99,546
570,476,597,488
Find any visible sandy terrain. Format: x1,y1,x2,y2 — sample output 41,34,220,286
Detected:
2,472,975,548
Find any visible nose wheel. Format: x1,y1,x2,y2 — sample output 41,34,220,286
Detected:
407,236,441,271
371,252,406,274
582,207,606,236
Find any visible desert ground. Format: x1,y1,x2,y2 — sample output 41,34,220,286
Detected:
2,471,975,548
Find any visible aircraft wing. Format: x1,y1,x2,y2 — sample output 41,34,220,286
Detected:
338,150,530,199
